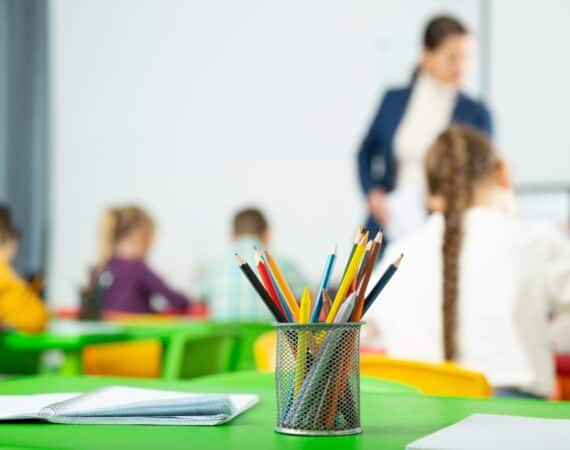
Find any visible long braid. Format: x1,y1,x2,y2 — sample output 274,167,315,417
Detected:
439,130,468,360
426,126,498,361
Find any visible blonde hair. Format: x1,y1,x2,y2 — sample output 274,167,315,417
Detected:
96,205,154,268
426,126,499,360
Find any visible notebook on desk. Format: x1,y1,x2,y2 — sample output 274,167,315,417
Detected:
407,414,570,450
0,387,258,425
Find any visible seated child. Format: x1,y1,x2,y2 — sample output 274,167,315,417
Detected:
0,207,48,332
365,126,570,399
91,205,191,314
195,207,307,321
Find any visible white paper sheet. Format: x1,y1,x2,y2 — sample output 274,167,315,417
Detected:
0,393,80,420
407,414,570,450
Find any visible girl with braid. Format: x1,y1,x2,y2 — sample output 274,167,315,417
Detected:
364,126,570,398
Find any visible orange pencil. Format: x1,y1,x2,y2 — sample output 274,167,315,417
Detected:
264,250,300,320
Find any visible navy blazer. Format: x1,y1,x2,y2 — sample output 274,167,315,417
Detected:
357,84,493,194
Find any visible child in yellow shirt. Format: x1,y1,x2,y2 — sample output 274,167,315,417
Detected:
0,213,47,332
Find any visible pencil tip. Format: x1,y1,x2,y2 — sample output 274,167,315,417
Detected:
332,243,337,254
394,254,404,266
374,231,383,243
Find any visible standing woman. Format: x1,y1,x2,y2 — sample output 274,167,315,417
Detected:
358,15,493,240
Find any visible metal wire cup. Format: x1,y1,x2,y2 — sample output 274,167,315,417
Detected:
274,322,362,436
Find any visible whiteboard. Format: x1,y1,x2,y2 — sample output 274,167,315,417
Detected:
48,0,482,307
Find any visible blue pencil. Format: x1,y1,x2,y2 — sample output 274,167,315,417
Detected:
310,245,337,322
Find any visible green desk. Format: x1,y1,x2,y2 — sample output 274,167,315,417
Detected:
0,322,128,374
2,374,570,450
186,371,421,395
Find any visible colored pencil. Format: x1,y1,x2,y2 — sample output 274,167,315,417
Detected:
356,240,373,286
351,231,383,321
294,287,311,396
260,252,294,322
362,254,403,316
264,250,300,321
310,245,337,323
325,235,368,323
254,249,286,317
322,289,332,319
340,226,363,282
235,254,287,322
332,292,356,323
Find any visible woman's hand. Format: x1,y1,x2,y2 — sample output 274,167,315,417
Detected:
367,188,390,225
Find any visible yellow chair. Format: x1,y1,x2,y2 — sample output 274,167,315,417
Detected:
82,340,162,378
360,353,492,398
254,331,276,372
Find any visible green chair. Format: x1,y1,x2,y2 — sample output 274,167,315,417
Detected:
227,322,273,371
0,347,41,375
161,328,240,380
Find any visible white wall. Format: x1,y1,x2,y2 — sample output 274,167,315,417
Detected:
48,0,481,307
490,0,570,186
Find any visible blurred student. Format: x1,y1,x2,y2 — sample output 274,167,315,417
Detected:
91,205,191,314
365,126,570,399
0,207,48,332
196,208,307,321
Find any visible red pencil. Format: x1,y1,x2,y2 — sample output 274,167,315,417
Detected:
254,249,286,317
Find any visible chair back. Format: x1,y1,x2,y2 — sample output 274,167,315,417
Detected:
161,329,240,380
360,353,492,397
253,330,277,372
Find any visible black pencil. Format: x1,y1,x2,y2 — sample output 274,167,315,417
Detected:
235,254,287,322
362,254,403,316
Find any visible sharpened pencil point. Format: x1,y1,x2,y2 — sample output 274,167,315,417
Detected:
374,231,383,243
253,249,262,265
235,254,245,265
394,254,404,267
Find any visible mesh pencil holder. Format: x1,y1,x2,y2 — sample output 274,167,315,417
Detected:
274,322,362,436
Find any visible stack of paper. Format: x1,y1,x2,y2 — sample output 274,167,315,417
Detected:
0,387,258,426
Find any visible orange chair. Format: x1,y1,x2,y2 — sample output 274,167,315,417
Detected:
553,354,570,400
254,331,277,372
360,353,492,398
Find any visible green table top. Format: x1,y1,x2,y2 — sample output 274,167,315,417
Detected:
0,322,129,352
1,374,569,450
147,371,421,395
0,319,260,351
121,319,212,341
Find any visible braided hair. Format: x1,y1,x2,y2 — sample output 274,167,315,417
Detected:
426,126,499,360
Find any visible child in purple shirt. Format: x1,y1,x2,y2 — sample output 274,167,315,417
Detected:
91,205,190,314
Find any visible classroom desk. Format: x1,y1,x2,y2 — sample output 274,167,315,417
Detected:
2,374,570,450
0,321,128,374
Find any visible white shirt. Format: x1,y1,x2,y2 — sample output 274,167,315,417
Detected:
387,74,456,240
364,207,570,396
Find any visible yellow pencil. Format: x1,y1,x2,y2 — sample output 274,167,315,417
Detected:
264,250,300,321
294,287,311,396
326,235,367,323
